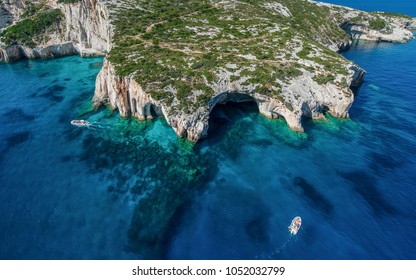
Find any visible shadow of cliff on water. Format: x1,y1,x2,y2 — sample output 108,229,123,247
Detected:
204,100,311,153
202,101,260,159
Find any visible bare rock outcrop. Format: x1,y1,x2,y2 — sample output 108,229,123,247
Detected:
59,0,112,56
1,0,413,142
93,58,365,142
89,0,416,142
0,0,112,61
0,0,26,28
341,20,414,43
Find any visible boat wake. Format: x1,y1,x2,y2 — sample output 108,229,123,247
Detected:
255,216,302,259
255,234,296,259
87,122,106,130
70,120,113,130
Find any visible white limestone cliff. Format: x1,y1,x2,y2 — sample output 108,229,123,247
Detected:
93,58,365,142
0,0,413,142
59,0,112,56
340,16,415,43
0,0,26,28
0,0,112,61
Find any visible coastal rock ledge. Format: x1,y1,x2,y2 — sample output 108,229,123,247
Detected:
0,0,111,61
1,0,415,142
93,58,365,142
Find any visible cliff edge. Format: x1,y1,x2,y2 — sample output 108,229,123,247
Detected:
1,0,415,142
91,0,413,142
0,0,112,61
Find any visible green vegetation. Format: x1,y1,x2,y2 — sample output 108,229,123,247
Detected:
103,0,385,113
0,9,63,48
349,13,367,24
57,0,81,3
314,74,335,85
1,0,408,115
21,3,44,18
297,45,313,59
369,18,387,30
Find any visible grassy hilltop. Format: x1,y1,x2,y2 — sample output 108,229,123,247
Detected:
106,0,355,113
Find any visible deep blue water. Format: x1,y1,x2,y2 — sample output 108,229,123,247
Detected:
321,0,416,17
1,3,416,260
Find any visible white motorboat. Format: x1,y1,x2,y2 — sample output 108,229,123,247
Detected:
71,120,90,127
288,216,302,235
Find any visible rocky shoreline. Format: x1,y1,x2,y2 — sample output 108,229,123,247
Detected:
93,58,365,142
0,0,111,61
1,0,415,142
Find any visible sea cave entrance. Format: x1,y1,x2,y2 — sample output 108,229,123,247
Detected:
207,93,259,142
131,98,160,120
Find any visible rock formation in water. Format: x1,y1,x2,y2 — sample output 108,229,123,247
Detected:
1,0,415,141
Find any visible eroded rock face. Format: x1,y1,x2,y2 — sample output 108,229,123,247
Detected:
0,0,413,142
94,59,210,142
89,0,414,142
0,0,112,61
341,22,414,43
94,59,158,120
93,58,365,142
0,0,26,27
0,44,21,61
0,42,78,61
314,1,416,43
59,0,112,55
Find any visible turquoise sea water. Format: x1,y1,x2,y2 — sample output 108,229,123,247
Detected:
1,2,416,260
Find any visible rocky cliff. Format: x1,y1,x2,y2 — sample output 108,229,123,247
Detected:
0,0,112,61
0,0,24,29
92,0,411,142
94,57,364,142
326,2,416,43
1,0,414,142
59,0,112,56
